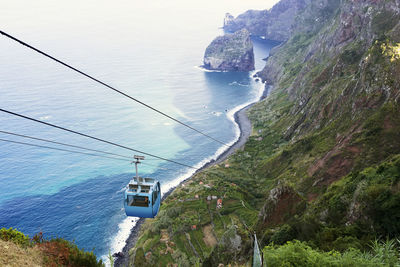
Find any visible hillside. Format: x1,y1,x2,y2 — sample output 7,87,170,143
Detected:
129,0,400,266
0,228,104,267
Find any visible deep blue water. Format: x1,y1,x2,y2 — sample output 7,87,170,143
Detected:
0,0,278,261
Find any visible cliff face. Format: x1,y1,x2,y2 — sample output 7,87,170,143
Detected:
223,0,309,42
203,28,255,71
252,0,400,246
131,0,400,266
257,0,400,140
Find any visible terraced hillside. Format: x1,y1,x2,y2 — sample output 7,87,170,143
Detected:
130,0,400,266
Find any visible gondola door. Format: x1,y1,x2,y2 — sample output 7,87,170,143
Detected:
152,182,161,217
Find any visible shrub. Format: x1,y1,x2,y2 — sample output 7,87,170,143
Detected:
263,240,400,267
270,224,296,245
370,239,399,266
39,238,103,267
0,228,103,266
0,227,30,247
340,48,363,65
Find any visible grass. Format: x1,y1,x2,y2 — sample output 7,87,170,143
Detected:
263,239,400,266
0,239,44,267
0,227,104,267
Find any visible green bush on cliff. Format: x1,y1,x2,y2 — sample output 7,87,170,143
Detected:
0,227,31,247
317,155,400,237
263,240,400,266
0,227,104,266
269,224,296,245
54,238,103,267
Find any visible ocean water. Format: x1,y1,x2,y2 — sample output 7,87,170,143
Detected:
0,0,278,261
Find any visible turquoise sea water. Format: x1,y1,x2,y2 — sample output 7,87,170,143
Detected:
0,0,278,261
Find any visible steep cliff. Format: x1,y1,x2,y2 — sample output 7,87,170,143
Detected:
223,0,309,42
251,0,400,248
131,0,400,266
203,28,255,71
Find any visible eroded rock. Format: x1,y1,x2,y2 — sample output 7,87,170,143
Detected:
203,29,254,71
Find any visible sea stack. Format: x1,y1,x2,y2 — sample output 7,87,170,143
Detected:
203,29,255,72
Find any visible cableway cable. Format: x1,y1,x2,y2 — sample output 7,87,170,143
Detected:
0,108,196,169
0,30,229,147
0,130,132,160
0,130,189,172
0,138,132,162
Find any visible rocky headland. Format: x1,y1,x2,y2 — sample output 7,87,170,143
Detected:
203,28,255,71
223,0,309,42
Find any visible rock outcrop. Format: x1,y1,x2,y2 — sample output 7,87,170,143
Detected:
203,29,255,71
257,186,303,228
223,0,309,42
223,13,235,28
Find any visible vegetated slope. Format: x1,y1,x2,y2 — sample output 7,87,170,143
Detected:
130,0,400,266
0,239,44,267
0,227,104,267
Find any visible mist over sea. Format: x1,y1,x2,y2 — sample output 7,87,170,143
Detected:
0,0,278,260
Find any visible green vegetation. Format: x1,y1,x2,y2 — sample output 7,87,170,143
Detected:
263,239,400,266
372,10,400,36
258,155,400,252
0,227,31,247
0,227,104,267
133,171,258,266
1,1,399,266
132,0,400,266
40,238,103,267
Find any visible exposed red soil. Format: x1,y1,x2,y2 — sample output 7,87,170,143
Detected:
321,156,354,186
38,241,71,267
261,190,302,228
383,115,394,130
307,124,363,185
307,193,318,202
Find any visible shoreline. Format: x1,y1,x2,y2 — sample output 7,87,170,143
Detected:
114,82,269,267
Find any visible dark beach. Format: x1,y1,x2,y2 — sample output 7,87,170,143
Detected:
114,83,269,267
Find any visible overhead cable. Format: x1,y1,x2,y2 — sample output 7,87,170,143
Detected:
0,130,132,160
0,108,196,169
0,30,229,147
0,138,132,162
0,130,189,172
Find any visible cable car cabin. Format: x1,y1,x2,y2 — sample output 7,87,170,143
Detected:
124,177,161,218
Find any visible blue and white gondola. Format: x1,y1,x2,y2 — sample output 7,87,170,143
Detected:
124,156,161,218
